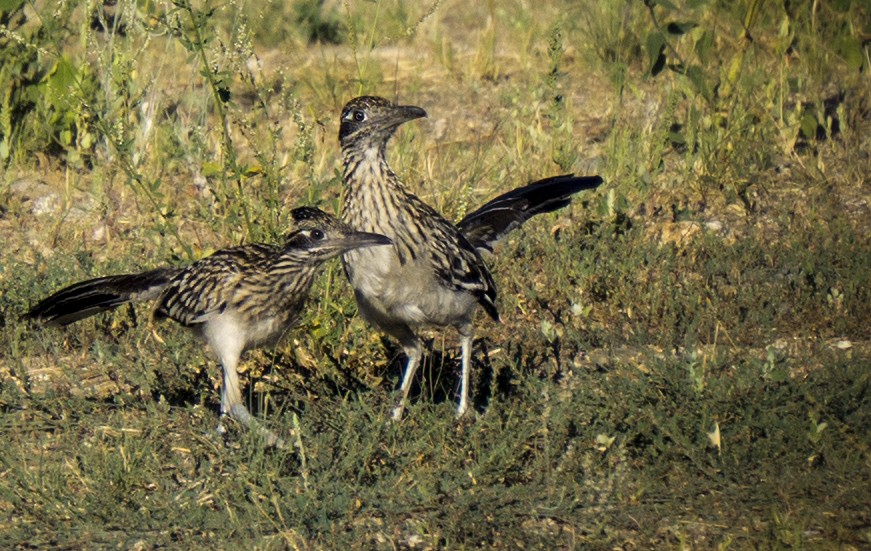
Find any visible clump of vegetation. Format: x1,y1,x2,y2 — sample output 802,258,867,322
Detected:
0,1,100,166
1,0,868,548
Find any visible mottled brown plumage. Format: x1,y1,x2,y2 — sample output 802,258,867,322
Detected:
338,96,603,419
28,207,391,446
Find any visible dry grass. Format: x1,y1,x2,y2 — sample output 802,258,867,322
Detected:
1,0,870,548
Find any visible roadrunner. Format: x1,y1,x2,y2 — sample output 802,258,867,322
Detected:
339,96,603,419
27,207,391,446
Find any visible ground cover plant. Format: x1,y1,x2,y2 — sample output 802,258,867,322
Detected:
1,0,869,548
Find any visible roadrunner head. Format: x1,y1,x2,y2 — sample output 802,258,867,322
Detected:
286,206,392,260
339,96,427,150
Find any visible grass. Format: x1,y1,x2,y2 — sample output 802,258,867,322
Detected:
1,0,870,548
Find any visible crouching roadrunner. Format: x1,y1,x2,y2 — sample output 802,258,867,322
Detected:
27,207,391,446
338,96,603,420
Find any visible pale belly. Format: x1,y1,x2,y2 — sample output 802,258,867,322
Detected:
343,245,477,332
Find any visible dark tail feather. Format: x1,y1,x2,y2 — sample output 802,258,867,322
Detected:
26,267,180,326
457,174,603,251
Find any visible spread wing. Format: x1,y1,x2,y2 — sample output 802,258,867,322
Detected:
457,174,603,252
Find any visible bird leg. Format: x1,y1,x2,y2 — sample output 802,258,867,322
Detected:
219,358,286,448
456,332,473,418
392,338,423,420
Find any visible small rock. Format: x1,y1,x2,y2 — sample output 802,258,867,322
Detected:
833,340,852,350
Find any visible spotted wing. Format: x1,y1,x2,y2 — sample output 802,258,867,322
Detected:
154,244,276,326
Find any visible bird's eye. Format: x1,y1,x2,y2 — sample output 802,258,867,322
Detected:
310,229,325,240
343,109,367,123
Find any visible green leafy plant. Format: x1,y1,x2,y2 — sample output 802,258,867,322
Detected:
0,1,99,165
0,0,39,163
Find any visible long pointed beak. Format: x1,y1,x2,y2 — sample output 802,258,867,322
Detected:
337,231,392,252
399,105,427,121
383,105,427,129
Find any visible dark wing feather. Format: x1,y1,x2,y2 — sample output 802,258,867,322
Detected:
457,174,603,252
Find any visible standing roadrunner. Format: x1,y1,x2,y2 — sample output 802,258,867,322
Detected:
339,96,603,420
27,207,391,446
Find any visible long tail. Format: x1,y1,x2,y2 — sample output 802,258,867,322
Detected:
26,267,181,326
456,174,603,252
